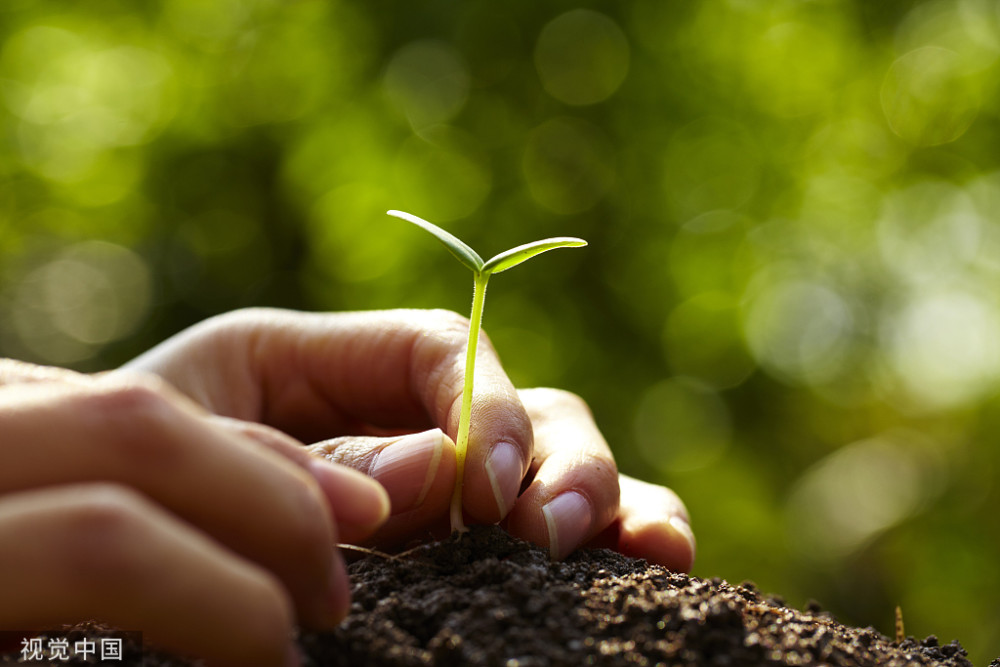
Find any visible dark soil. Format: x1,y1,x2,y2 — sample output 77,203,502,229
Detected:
1,525,974,666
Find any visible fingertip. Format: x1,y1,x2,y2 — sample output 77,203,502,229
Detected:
307,460,390,541
614,474,694,571
460,383,533,524
620,514,696,573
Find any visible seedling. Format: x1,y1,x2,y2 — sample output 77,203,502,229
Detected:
387,210,586,533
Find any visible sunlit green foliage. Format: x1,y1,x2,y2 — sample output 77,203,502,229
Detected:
2,0,1000,660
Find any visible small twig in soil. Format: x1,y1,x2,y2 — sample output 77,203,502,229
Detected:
337,544,400,560
895,605,905,643
337,542,436,561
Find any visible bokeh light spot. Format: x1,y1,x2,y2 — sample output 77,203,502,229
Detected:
384,39,470,131
786,434,944,564
967,172,1000,276
8,241,151,364
743,277,853,386
534,9,630,106
877,180,981,285
881,46,980,146
2,26,173,183
882,288,1000,411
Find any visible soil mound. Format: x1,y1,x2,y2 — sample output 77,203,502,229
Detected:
305,525,971,667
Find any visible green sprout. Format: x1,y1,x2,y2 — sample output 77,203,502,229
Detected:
387,210,587,533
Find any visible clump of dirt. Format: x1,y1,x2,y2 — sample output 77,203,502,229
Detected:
1,525,974,666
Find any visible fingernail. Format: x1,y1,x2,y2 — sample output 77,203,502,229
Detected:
371,429,445,514
541,491,592,561
484,441,521,518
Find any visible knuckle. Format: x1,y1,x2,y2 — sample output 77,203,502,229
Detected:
427,308,471,330
200,307,280,341
410,310,473,400
590,454,620,494
86,376,176,424
526,387,592,415
79,379,190,466
421,309,472,348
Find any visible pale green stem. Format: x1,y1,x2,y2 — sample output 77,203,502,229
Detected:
450,271,490,533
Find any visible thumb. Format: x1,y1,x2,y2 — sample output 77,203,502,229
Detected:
308,429,457,547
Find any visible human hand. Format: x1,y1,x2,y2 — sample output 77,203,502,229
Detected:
0,359,389,667
127,308,695,570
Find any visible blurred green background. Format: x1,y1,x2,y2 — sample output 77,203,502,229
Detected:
2,0,999,661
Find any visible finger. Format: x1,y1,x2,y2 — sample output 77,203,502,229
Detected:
0,484,299,667
586,474,696,572
211,416,390,544
0,377,346,630
308,428,457,548
0,358,89,386
126,308,534,524
505,388,620,560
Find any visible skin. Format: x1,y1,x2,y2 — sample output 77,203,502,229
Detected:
0,308,694,666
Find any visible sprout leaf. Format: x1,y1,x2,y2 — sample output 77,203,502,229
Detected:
388,210,484,273
482,237,587,275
